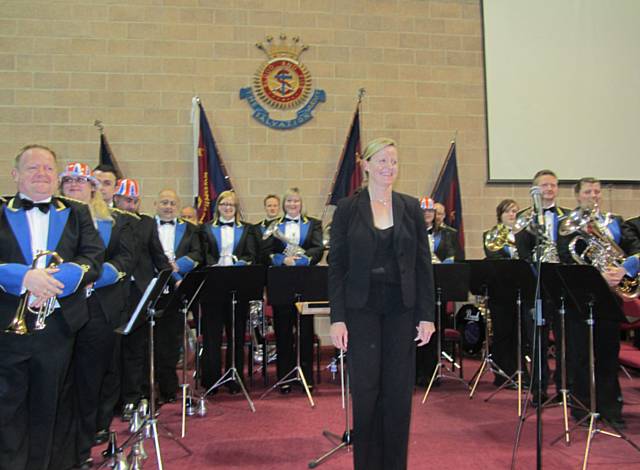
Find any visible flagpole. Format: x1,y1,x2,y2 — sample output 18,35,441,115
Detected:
191,96,200,204
94,120,104,135
321,89,366,223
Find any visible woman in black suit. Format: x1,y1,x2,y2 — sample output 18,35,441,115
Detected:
267,187,323,393
200,190,258,392
329,138,435,470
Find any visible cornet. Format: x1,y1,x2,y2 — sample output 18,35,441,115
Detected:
5,251,63,335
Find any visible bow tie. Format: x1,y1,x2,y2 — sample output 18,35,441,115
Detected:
285,217,299,223
427,227,434,235
219,221,234,227
21,198,50,214
543,207,556,214
160,220,175,226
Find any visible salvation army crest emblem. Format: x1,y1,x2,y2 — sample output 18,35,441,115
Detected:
240,35,326,130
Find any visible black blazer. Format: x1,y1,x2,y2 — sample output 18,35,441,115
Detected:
201,221,258,266
621,216,640,256
0,195,104,332
131,214,171,292
93,211,136,326
433,225,462,262
328,189,435,324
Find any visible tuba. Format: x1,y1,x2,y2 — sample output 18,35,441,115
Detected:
5,251,64,335
559,205,638,300
262,220,306,258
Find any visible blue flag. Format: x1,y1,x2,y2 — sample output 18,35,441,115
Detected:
432,142,465,256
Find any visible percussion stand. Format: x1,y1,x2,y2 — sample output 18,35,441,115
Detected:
422,263,471,404
546,265,640,467
259,266,329,409
201,266,266,413
308,351,351,468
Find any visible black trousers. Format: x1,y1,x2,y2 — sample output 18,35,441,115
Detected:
346,282,416,470
73,296,116,462
121,284,149,404
273,304,314,385
201,300,248,389
570,316,623,420
96,332,122,431
155,308,183,400
0,313,74,470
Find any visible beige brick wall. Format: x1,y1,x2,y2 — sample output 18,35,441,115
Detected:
1,0,639,259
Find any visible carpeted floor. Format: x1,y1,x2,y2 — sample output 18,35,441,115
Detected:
94,350,640,469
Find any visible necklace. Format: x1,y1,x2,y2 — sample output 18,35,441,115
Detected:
373,198,390,206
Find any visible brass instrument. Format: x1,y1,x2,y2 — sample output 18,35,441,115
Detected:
5,251,63,335
322,222,331,249
484,223,518,256
514,208,559,263
248,300,276,365
262,220,306,258
559,205,639,300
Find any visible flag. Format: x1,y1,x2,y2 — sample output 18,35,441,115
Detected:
326,106,362,206
432,141,465,257
194,100,233,224
98,131,124,179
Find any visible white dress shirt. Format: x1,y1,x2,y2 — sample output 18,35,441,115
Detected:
156,216,176,261
21,193,51,269
284,216,301,245
218,218,235,266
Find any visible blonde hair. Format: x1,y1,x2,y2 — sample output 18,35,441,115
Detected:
90,192,113,223
213,190,240,224
282,187,305,216
360,137,397,185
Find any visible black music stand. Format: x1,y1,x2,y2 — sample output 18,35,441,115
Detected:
113,269,191,470
164,269,208,437
200,266,266,412
422,263,471,404
473,260,536,417
550,265,640,468
260,266,328,408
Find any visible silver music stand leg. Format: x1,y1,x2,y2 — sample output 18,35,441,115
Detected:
202,291,256,412
260,299,315,408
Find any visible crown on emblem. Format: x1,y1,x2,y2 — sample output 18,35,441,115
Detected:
255,34,309,60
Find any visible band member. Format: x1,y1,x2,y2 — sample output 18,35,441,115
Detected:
422,198,459,263
483,199,524,387
266,188,323,393
256,194,281,265
93,164,118,207
180,205,199,225
329,138,435,470
153,188,202,403
568,177,628,427
515,169,571,406
0,145,104,470
58,162,135,469
200,191,258,391
117,179,171,420
622,215,640,256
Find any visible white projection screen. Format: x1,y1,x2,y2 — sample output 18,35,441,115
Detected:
482,0,640,183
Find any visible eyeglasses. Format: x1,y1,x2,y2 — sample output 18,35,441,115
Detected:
61,176,89,185
219,203,235,207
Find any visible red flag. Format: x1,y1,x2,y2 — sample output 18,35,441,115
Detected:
327,105,362,206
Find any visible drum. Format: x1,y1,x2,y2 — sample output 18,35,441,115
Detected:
456,303,485,355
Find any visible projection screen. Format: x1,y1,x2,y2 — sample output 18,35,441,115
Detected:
482,0,640,183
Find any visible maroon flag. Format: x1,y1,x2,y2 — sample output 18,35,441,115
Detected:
326,105,362,206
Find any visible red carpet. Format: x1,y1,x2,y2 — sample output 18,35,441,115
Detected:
94,351,640,469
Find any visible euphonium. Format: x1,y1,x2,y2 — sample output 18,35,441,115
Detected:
559,205,639,300
5,250,64,335
514,208,559,263
262,220,306,257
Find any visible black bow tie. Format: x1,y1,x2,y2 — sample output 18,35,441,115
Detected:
21,198,50,214
543,207,556,214
219,221,234,227
427,227,434,235
285,217,299,223
160,220,175,226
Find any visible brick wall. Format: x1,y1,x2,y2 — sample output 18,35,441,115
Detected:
1,0,638,259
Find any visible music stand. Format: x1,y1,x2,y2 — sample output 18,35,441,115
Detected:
260,266,328,408
200,266,266,412
467,260,526,401
422,263,471,404
550,265,640,468
113,269,191,470
475,260,536,417
164,269,208,437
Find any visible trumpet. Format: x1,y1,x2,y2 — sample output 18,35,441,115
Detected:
559,205,638,300
5,250,64,335
262,220,306,258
